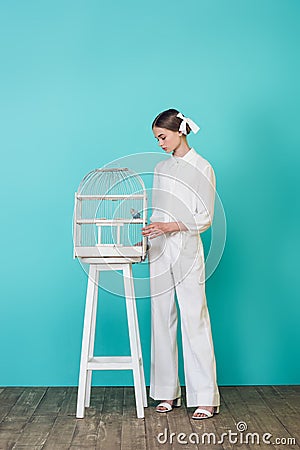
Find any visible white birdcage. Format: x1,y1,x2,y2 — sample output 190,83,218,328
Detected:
73,167,147,261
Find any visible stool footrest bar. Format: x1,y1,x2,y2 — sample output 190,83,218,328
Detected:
87,356,133,370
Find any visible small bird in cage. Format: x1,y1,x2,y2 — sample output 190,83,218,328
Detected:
130,208,141,219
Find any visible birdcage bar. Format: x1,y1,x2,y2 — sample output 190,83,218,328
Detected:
76,218,143,224
74,245,144,258
142,194,148,257
117,223,121,244
97,223,101,245
77,194,144,200
73,193,82,253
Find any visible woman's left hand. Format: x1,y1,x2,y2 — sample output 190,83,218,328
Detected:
142,222,182,238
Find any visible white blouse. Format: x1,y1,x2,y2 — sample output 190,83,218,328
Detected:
150,148,216,235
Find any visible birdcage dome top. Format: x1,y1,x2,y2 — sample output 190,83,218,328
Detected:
77,167,145,197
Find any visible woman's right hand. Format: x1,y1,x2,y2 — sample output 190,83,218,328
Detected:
142,222,185,238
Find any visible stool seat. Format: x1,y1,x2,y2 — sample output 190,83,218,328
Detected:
76,262,147,419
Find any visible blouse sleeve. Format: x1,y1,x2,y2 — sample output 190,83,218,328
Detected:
181,164,216,233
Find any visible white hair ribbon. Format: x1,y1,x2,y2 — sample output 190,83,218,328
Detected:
177,112,200,135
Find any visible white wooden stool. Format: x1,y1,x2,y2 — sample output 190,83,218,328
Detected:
76,259,147,419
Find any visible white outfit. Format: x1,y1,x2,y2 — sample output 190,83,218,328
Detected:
149,147,220,407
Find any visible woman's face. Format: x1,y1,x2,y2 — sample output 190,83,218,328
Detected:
153,126,182,153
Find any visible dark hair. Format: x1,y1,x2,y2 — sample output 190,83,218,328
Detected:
152,108,191,135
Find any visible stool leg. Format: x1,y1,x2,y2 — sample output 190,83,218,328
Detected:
76,265,97,418
123,264,145,418
85,269,99,407
131,286,148,407
126,264,147,407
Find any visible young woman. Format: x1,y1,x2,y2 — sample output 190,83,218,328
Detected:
142,108,220,420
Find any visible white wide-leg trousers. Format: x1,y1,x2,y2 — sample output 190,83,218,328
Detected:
149,232,220,407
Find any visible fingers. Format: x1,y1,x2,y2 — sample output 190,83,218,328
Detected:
142,230,157,238
142,224,155,231
142,224,156,236
142,224,163,238
141,227,152,237
149,230,163,238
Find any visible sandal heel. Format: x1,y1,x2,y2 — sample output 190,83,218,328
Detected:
173,397,181,407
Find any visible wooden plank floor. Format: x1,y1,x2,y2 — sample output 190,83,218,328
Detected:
0,386,298,449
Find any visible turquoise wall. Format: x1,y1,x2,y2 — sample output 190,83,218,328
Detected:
0,0,299,386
